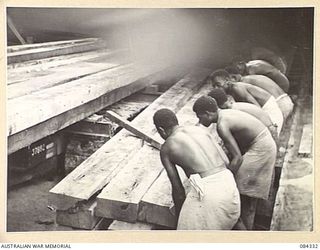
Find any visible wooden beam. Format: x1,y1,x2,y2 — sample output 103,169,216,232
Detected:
7,49,127,85
105,110,162,150
95,145,163,222
8,62,121,99
138,167,188,228
7,49,126,74
8,64,165,154
49,68,211,211
7,38,98,53
7,40,105,64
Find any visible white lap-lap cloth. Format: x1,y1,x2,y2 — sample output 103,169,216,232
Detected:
235,128,277,200
262,95,284,135
276,93,294,121
177,169,240,230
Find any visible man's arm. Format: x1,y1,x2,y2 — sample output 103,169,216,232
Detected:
160,145,186,219
217,122,243,174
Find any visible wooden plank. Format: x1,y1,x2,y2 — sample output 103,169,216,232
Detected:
7,40,105,64
49,68,210,211
95,145,163,222
8,62,121,99
7,49,126,73
7,38,98,53
7,49,127,85
105,110,162,150
108,220,155,230
8,64,165,154
298,124,313,157
8,63,153,136
138,167,188,228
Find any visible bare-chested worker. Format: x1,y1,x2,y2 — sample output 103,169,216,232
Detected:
234,60,290,93
192,96,277,230
153,108,240,230
225,66,294,121
208,69,284,135
251,47,287,74
208,88,278,143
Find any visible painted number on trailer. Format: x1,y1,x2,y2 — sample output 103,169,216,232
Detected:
31,144,46,157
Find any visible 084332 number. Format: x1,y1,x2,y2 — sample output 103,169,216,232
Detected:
300,244,319,249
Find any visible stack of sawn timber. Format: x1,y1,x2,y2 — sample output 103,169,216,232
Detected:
49,68,213,229
7,38,167,155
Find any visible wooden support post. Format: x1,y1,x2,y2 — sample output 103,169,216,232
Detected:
7,16,26,45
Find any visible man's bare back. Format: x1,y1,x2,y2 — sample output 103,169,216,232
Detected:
245,60,289,92
231,82,271,107
241,75,284,97
217,109,265,153
163,126,227,177
231,102,272,127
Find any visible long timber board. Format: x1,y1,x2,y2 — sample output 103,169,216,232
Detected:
7,40,105,64
8,63,165,154
7,49,127,86
7,38,99,53
49,68,211,211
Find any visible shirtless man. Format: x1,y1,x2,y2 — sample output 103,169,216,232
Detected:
208,88,278,143
208,69,284,135
153,108,240,230
225,66,293,121
235,60,290,93
192,96,277,230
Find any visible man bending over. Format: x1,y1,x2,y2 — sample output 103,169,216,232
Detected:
193,96,277,230
208,88,278,143
153,108,240,230
208,69,284,135
225,66,293,121
235,60,290,92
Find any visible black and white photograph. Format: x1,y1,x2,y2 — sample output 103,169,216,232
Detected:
4,5,315,239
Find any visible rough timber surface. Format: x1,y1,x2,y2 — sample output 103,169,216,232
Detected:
7,38,99,53
7,62,121,99
7,48,127,88
7,49,126,75
49,68,211,211
7,39,105,64
8,63,164,154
